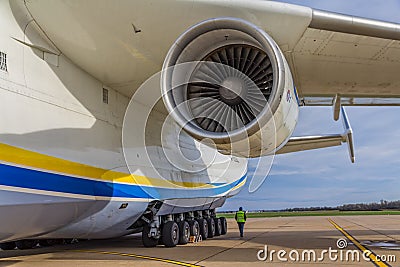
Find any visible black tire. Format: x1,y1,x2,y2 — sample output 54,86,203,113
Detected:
214,218,222,236
50,239,63,245
196,218,208,240
63,239,74,244
38,240,52,247
220,217,228,235
162,221,179,247
188,220,200,239
39,239,63,247
206,218,215,238
15,240,37,250
0,242,16,250
142,225,159,247
178,221,190,245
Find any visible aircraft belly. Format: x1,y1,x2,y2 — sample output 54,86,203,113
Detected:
38,199,149,239
0,189,95,242
0,189,149,241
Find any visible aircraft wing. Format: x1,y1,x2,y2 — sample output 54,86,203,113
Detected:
289,9,400,106
276,10,400,161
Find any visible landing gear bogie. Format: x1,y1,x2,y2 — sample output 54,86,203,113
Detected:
139,208,228,248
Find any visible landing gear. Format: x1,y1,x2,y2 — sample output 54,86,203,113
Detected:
214,218,222,236
38,240,52,247
220,217,228,235
197,218,208,240
63,239,75,244
162,221,179,247
206,218,215,238
15,240,37,250
0,241,16,250
38,239,63,247
139,207,228,248
178,221,190,245
142,225,159,247
188,220,200,239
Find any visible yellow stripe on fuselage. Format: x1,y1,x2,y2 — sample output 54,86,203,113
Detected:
0,143,214,189
229,178,246,192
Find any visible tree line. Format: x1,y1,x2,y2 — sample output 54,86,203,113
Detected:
282,200,400,212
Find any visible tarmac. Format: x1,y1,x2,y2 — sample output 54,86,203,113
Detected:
1,215,399,267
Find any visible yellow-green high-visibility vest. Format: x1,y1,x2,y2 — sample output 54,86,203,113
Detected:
236,211,245,223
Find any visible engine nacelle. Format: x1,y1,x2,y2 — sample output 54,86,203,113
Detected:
161,17,299,158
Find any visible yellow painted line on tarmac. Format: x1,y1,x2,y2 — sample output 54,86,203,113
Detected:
72,249,203,267
328,218,391,267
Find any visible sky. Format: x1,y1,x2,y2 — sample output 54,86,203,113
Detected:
222,0,400,211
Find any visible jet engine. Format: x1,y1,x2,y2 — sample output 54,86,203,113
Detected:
161,17,299,157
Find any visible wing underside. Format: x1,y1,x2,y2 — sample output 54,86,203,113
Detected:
287,9,400,106
277,10,400,159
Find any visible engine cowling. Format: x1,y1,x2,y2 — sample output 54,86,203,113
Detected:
161,17,299,158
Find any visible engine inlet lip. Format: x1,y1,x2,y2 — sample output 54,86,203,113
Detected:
162,17,285,143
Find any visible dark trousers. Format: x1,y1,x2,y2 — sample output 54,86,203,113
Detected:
237,222,245,237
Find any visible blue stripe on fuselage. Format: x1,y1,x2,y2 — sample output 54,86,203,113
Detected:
0,163,245,200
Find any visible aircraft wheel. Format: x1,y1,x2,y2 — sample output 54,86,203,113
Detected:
178,221,190,245
188,220,200,239
220,217,228,235
0,242,16,250
50,239,63,245
38,240,52,247
196,218,208,240
206,218,215,238
214,218,222,236
39,239,63,247
63,239,74,244
142,225,159,247
15,240,37,250
162,221,179,247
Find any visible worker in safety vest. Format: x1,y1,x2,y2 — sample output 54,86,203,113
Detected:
235,207,247,237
